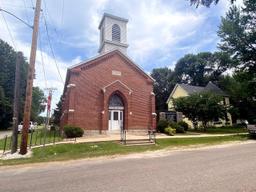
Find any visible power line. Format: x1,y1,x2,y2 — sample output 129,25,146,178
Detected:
0,8,17,50
30,0,34,7
42,12,64,84
22,0,31,24
0,8,33,28
0,3,33,9
38,29,48,88
60,0,64,26
42,0,62,39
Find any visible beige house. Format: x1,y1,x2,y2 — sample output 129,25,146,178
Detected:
166,82,232,128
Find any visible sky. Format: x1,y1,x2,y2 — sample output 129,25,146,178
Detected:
0,0,242,115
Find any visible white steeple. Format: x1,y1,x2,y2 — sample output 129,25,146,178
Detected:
98,13,129,54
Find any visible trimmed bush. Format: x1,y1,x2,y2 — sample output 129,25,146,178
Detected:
170,122,186,133
177,121,189,131
157,119,170,133
63,125,84,138
164,127,176,136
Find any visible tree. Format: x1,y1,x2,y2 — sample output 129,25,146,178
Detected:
0,86,12,128
36,116,46,125
0,39,46,129
0,39,28,129
217,0,256,123
173,92,226,130
174,52,233,86
190,0,235,7
151,68,176,111
52,95,62,126
31,87,46,121
218,73,256,123
218,1,256,74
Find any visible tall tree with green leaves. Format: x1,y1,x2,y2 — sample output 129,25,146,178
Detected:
174,52,233,86
52,95,62,126
218,1,256,74
218,73,256,123
0,39,46,129
151,68,176,111
31,87,46,121
217,0,256,123
0,39,27,128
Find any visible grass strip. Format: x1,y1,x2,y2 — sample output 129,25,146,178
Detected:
0,134,250,166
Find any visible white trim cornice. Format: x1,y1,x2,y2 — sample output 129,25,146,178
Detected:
103,80,132,93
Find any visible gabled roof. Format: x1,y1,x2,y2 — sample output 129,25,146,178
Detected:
204,81,228,96
63,49,155,97
166,82,228,104
68,49,154,81
178,84,204,95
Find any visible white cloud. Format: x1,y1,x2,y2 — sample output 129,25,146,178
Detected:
0,0,233,114
127,0,205,64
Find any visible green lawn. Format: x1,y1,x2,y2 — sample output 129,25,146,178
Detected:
0,129,62,150
0,134,250,166
188,126,247,134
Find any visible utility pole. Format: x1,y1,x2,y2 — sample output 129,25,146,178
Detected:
11,52,22,154
43,87,57,144
20,0,42,155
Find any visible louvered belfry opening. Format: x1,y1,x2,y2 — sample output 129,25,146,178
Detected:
112,24,121,42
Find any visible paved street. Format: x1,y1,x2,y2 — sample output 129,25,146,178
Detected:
0,142,256,192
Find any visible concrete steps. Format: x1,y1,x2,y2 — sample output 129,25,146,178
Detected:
121,139,156,146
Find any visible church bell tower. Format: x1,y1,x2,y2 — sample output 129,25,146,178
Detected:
98,13,129,54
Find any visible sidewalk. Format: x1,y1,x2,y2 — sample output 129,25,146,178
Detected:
1,132,247,155
74,132,247,143
0,130,12,139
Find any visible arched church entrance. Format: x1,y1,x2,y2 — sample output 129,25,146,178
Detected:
108,93,124,131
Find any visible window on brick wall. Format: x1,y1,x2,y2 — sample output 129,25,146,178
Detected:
109,94,123,107
112,24,121,42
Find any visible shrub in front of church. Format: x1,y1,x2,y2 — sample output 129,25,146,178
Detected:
164,127,176,136
157,119,170,133
169,122,187,133
177,121,189,132
63,125,84,138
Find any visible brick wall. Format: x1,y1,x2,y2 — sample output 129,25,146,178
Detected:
61,51,156,132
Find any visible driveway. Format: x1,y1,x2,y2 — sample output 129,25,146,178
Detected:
0,142,256,192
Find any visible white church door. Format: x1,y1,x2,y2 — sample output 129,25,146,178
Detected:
108,93,124,131
109,110,123,131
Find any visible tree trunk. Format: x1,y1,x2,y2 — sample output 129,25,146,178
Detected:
202,121,207,132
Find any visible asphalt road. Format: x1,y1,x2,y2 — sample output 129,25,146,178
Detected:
1,142,256,192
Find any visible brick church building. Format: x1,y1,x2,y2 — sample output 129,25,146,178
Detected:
60,13,156,134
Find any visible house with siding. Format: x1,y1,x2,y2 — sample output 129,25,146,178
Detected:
166,82,232,128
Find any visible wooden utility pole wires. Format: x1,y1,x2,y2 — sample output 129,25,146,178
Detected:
20,0,42,155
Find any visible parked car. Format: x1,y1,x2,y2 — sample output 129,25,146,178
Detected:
247,124,256,136
18,121,35,133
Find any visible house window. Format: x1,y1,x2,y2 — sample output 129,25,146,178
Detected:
112,24,121,42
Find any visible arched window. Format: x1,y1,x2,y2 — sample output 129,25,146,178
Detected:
109,94,123,108
112,24,121,42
